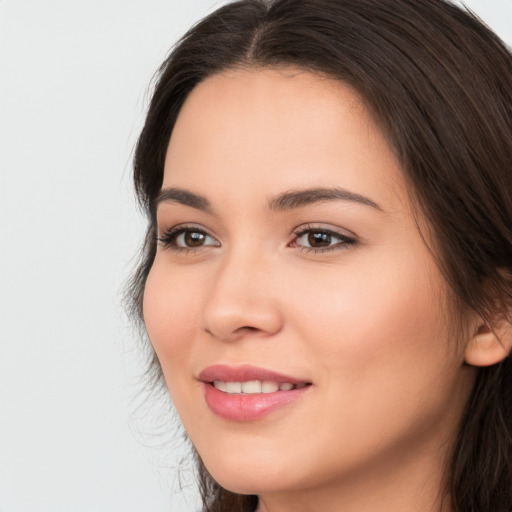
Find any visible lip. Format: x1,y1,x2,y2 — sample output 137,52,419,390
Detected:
199,364,312,422
199,364,308,384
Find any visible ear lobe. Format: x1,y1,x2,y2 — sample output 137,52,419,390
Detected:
465,318,512,367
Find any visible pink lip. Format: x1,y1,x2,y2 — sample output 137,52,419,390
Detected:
199,364,312,422
199,364,307,384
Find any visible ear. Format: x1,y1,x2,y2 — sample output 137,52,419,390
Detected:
465,316,512,367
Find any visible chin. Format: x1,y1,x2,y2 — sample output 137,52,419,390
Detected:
199,452,301,495
209,471,288,496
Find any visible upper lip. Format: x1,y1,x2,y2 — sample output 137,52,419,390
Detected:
198,364,310,384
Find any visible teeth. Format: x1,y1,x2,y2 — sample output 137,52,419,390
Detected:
241,380,261,394
212,380,303,394
226,382,242,393
214,380,227,392
261,381,279,393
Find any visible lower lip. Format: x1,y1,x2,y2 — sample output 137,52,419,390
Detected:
203,383,310,421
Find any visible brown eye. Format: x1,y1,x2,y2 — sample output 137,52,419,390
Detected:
307,231,332,247
292,227,356,252
158,227,220,250
183,231,207,247
174,230,218,248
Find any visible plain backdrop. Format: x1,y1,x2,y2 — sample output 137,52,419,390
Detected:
0,1,511,511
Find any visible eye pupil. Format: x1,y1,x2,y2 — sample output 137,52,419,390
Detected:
185,231,205,246
308,231,331,247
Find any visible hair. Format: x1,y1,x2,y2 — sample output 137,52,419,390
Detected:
127,1,512,510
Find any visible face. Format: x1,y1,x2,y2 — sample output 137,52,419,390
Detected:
143,67,475,507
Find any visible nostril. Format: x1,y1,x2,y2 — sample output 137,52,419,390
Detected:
202,297,284,341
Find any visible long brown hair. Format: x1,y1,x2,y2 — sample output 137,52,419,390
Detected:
128,1,512,510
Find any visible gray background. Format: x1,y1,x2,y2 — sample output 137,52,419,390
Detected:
0,1,511,511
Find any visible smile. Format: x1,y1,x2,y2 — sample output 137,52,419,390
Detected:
212,380,309,394
199,365,313,421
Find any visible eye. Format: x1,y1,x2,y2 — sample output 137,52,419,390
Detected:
157,226,220,251
291,226,357,253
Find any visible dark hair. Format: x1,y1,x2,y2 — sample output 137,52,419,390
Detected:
128,1,512,510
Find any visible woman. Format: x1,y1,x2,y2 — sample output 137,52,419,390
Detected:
128,0,512,510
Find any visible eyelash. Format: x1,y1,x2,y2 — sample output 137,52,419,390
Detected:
291,225,357,253
157,224,357,254
157,225,219,253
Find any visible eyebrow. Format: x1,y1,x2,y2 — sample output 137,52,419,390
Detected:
268,187,383,212
155,186,383,213
155,187,212,213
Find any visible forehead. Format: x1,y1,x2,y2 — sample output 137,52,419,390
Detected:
163,66,408,214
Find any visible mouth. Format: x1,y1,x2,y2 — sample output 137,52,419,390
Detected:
210,380,310,394
199,364,313,421
199,363,311,385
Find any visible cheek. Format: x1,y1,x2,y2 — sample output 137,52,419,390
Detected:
271,256,465,474
290,250,458,406
142,260,200,375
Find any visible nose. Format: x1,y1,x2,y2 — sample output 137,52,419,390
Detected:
202,251,284,342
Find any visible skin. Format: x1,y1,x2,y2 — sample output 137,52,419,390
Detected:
143,67,479,512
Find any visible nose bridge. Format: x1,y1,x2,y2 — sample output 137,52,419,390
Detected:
202,243,282,341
